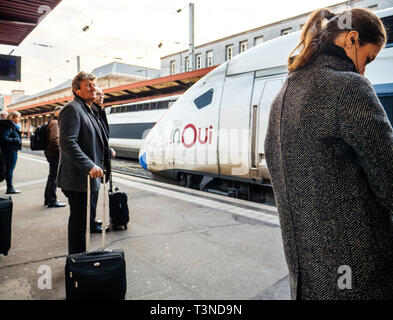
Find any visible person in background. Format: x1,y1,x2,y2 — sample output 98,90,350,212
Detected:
265,8,393,299
89,87,115,233
0,111,9,120
0,111,22,194
44,106,66,208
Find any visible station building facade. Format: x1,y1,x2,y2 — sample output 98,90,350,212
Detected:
160,0,393,76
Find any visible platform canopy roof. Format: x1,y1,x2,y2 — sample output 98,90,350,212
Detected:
0,0,62,46
8,66,217,117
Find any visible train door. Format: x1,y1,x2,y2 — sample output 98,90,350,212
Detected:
249,76,284,181
218,72,254,179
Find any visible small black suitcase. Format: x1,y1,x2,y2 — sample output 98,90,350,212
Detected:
0,194,12,256
65,174,127,300
109,176,129,230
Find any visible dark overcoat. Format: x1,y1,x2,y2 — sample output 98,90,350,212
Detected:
57,96,108,192
264,45,393,300
0,120,22,152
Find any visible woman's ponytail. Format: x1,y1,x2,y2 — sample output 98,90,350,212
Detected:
288,8,334,72
288,7,386,72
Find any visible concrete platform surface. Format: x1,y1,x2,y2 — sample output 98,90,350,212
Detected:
0,152,290,300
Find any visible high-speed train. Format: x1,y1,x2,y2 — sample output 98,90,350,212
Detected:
107,95,180,158
139,8,393,202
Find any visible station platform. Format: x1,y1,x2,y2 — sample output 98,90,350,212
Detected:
0,151,290,300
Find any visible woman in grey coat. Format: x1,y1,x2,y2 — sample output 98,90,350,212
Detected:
265,8,393,300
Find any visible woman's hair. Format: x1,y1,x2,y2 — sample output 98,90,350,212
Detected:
288,7,387,71
8,111,21,121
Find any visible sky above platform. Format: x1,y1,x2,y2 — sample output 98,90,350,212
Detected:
0,0,344,96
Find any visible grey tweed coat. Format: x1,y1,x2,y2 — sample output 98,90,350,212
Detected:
264,44,393,300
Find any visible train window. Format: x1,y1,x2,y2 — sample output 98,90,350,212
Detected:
168,100,176,108
157,101,169,109
194,89,214,109
126,105,132,112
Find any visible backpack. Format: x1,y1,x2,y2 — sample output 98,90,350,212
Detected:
30,123,49,151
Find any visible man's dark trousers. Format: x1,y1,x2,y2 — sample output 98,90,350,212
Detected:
44,154,59,205
62,189,99,254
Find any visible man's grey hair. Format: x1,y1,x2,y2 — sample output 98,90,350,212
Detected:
72,71,96,94
0,111,9,119
54,106,63,113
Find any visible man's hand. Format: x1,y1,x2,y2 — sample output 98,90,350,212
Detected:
89,165,104,178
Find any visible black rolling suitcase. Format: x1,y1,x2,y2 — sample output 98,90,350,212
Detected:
65,174,127,300
109,174,129,230
0,195,12,256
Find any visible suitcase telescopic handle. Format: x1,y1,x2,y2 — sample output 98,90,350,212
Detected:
86,175,91,251
86,172,107,252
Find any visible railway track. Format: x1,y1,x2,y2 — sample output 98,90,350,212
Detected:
20,148,276,206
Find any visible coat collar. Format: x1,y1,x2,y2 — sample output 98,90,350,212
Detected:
307,43,358,73
73,95,104,145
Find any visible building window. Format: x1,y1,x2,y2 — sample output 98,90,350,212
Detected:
170,60,176,75
206,50,213,67
226,44,234,61
281,27,292,36
368,5,378,11
254,36,264,46
185,56,190,72
196,54,202,69
239,40,248,53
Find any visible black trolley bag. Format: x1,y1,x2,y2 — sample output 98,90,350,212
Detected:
65,174,127,300
0,194,12,256
109,172,129,230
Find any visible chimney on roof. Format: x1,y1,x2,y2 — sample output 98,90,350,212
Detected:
11,89,25,103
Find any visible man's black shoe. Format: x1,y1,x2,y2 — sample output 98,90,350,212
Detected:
91,224,110,233
47,201,66,208
6,188,21,194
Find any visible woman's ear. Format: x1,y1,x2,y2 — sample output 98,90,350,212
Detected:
345,30,359,48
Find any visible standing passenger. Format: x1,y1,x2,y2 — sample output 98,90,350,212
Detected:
44,106,66,208
0,111,22,194
88,87,113,233
265,8,393,299
57,71,110,254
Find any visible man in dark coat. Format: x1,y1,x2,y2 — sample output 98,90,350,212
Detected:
88,87,115,233
44,106,66,208
57,71,110,254
265,44,393,299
